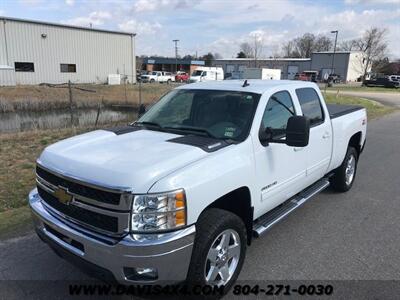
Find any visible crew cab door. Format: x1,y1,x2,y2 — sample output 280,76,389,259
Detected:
295,87,332,182
253,90,307,216
156,72,163,82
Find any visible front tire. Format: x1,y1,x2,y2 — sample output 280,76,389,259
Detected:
330,146,358,192
186,208,247,293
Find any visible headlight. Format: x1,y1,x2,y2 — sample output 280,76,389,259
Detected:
131,189,186,232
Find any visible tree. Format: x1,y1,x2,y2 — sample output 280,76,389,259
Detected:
237,51,247,58
314,35,333,52
182,54,195,60
213,52,222,59
339,40,357,51
281,40,296,58
240,42,253,58
281,33,333,58
200,52,215,66
354,27,388,79
251,32,263,67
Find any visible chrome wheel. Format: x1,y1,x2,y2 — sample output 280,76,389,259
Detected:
345,154,356,186
204,229,241,286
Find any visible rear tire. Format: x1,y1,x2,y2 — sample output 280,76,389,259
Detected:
186,208,247,294
330,146,358,192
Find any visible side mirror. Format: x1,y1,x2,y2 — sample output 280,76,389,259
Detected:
285,116,310,147
258,116,310,147
138,104,146,117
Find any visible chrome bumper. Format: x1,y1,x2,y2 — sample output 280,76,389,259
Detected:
28,188,195,283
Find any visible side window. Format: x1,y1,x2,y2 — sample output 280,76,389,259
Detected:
296,88,324,126
261,91,295,137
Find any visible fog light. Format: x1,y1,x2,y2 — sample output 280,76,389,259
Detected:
123,267,158,281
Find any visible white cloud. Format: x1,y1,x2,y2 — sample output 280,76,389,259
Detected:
345,0,400,4
118,19,162,35
62,11,112,27
0,10,5,15
19,0,45,5
133,0,191,12
208,9,400,57
65,0,75,6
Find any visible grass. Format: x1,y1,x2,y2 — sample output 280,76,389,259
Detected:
0,94,396,239
323,93,396,120
322,84,400,93
0,83,175,113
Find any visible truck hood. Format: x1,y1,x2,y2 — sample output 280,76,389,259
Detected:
38,129,209,193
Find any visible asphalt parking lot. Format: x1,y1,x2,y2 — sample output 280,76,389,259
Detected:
1,110,400,299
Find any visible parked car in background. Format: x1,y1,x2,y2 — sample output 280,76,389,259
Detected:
327,73,342,84
175,71,190,83
141,71,175,84
189,67,224,82
294,71,318,82
363,76,400,88
389,75,400,82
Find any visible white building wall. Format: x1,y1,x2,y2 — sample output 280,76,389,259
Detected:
347,52,368,82
1,19,136,86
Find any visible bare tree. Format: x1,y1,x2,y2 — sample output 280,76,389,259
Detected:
281,33,333,58
252,33,263,67
281,40,296,58
354,27,388,79
240,42,254,58
339,39,357,51
314,35,333,52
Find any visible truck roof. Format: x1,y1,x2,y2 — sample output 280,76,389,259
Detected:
177,80,319,94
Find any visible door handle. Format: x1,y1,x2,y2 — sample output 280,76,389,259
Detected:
322,132,331,139
293,147,304,152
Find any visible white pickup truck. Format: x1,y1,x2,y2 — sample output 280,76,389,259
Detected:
29,80,366,291
140,71,175,83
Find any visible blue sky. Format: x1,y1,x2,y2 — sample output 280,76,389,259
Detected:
1,0,399,58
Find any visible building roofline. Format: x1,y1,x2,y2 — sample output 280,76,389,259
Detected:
312,51,363,54
215,58,311,61
0,16,136,36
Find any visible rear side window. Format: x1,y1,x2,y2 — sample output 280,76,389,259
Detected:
296,88,324,126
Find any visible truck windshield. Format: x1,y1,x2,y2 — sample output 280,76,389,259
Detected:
137,89,260,141
192,70,203,76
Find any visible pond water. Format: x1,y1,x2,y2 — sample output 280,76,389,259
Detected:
0,107,137,133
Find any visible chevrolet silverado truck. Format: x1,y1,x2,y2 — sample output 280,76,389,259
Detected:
29,80,366,290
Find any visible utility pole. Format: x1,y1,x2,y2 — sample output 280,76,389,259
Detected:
173,39,179,73
330,30,339,76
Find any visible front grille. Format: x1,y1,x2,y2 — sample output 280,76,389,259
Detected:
38,186,119,233
36,166,121,205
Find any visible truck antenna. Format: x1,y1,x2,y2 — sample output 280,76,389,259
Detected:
242,80,250,87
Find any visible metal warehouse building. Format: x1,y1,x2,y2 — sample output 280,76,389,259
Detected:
0,17,136,86
214,51,368,82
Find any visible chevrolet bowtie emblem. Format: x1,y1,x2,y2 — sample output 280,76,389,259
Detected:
54,186,73,205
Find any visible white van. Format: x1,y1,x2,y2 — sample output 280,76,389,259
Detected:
190,67,224,83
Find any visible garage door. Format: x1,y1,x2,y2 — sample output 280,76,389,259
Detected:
287,65,298,80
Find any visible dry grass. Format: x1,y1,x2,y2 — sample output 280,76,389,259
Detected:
0,83,174,113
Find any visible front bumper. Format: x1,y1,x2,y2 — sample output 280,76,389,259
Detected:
28,188,195,284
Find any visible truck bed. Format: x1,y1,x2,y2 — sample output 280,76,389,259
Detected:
326,104,364,119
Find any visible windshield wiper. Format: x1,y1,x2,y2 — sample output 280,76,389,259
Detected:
134,121,164,129
163,125,216,138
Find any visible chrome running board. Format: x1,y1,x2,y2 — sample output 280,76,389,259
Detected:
253,178,330,238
